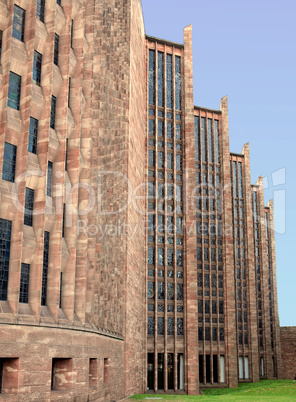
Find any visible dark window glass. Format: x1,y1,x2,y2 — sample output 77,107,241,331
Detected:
12,5,25,42
157,317,164,335
158,248,164,266
56,0,61,6
19,263,30,303
0,219,12,301
208,119,213,163
59,272,62,308
212,327,217,341
68,77,71,107
158,282,164,300
167,249,173,266
148,150,155,167
233,161,238,197
148,281,154,299
201,117,207,162
33,51,42,86
195,116,199,161
24,188,34,226
36,0,45,22
148,316,154,335
177,318,183,336
175,56,181,110
65,139,68,171
219,327,224,342
47,161,53,196
212,300,217,314
177,283,183,301
167,317,174,335
219,301,224,314
62,204,65,238
205,300,210,314
50,96,56,129
0,31,3,62
8,72,21,110
205,327,210,341
176,250,183,266
2,142,17,182
148,247,154,265
214,120,220,164
167,283,174,301
148,50,155,105
53,33,59,65
149,119,155,135
70,19,74,48
28,117,38,154
166,54,172,109
41,231,49,305
158,52,164,107
198,327,203,341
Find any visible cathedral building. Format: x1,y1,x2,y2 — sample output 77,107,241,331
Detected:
0,0,289,400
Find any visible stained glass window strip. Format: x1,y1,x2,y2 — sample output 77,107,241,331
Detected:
158,151,164,168
176,154,182,171
201,117,207,162
148,281,154,299
238,162,243,198
158,282,164,300
214,120,220,164
158,121,164,137
167,153,173,170
233,161,238,197
166,54,173,109
176,124,181,140
175,56,181,110
148,316,154,335
41,231,49,306
28,117,38,154
13,5,25,42
208,119,213,163
33,51,42,86
54,33,59,65
168,317,174,335
158,52,164,107
148,150,155,167
167,283,174,300
19,263,30,303
195,116,200,161
158,317,164,335
47,161,53,197
50,96,56,129
8,72,21,110
149,50,155,105
2,142,17,183
0,31,2,62
24,188,34,226
177,318,183,335
0,219,12,301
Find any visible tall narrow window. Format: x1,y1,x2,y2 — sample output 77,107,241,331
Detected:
47,161,53,196
19,263,30,303
70,19,74,48
50,96,56,129
0,219,12,301
24,188,34,226
207,118,213,163
194,116,199,161
28,117,38,154
175,56,181,110
65,139,68,171
36,0,45,22
8,72,21,110
166,54,173,109
201,117,207,162
53,33,59,66
62,203,65,238
12,5,25,42
148,50,155,106
33,51,42,86
158,52,164,107
41,231,49,306
68,77,71,107
59,272,62,308
2,142,17,182
56,0,61,6
214,120,220,164
0,31,3,62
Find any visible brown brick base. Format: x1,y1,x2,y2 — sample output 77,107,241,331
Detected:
280,327,296,380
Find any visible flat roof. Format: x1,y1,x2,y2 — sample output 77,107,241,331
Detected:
146,35,184,49
194,105,221,114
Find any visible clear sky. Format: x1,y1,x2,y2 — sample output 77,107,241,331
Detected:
142,0,296,326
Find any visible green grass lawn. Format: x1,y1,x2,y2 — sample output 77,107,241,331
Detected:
129,380,296,401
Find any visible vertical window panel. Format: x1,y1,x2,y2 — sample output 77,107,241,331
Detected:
175,56,181,110
54,33,59,66
12,5,25,42
2,142,17,182
214,120,220,164
0,219,12,301
28,117,38,154
166,54,173,109
148,50,155,105
0,31,3,62
47,161,53,197
238,162,243,198
70,19,74,48
201,117,207,162
33,51,42,86
158,52,164,107
195,116,200,161
50,96,56,129
36,0,45,22
19,263,30,303
8,72,21,110
208,119,213,163
232,161,238,197
24,188,34,226
41,231,49,305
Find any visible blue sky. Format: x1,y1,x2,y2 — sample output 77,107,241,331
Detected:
142,0,296,326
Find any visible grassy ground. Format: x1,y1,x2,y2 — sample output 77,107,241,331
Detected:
128,380,296,401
